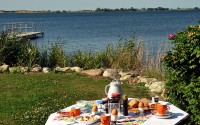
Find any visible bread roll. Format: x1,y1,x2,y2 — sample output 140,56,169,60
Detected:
128,100,139,108
140,98,149,106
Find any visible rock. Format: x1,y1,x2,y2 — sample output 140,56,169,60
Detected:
31,66,42,72
137,76,158,85
55,67,60,71
42,67,51,73
82,69,103,76
9,66,29,74
147,78,158,85
0,64,9,72
128,76,139,84
149,81,166,93
119,70,138,77
70,66,82,73
19,66,29,73
58,67,71,72
145,83,150,88
120,74,132,81
137,76,148,83
54,67,71,73
103,69,119,79
9,67,15,73
9,67,20,73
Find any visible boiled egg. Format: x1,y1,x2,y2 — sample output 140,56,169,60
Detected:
138,102,144,108
112,108,118,115
92,105,98,112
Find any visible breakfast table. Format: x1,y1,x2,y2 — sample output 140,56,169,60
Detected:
45,99,189,125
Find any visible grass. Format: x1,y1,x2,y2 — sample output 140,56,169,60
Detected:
0,72,149,125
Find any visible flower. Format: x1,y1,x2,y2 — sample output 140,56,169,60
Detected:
161,55,166,60
168,33,176,40
188,32,195,37
172,57,176,61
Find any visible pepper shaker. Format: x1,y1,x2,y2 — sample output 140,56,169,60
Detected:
122,95,128,116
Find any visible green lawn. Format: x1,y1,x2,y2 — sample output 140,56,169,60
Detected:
0,72,149,125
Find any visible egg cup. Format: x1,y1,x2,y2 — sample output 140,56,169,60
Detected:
111,115,118,122
92,111,97,115
138,108,144,116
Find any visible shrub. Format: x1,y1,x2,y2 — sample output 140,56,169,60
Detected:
163,22,200,124
0,32,39,67
48,42,68,68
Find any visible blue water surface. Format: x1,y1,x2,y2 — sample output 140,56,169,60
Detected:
0,10,200,53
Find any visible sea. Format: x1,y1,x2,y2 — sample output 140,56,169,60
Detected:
1,10,200,54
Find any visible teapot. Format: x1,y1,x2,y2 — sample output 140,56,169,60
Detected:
105,80,123,99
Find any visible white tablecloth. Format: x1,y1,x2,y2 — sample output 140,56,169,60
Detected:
45,101,189,125
142,101,189,125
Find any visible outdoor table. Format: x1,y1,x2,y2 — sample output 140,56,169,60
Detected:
45,100,189,125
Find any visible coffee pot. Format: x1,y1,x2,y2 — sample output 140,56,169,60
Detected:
105,80,123,99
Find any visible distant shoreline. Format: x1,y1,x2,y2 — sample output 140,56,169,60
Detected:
0,7,199,14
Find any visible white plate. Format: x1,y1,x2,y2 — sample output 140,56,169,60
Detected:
75,114,100,125
53,113,76,125
154,112,174,119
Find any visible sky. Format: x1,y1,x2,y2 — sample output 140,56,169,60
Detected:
0,0,199,11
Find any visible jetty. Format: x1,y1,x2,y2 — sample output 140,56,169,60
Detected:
2,22,44,39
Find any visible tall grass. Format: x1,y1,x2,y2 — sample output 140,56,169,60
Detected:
70,36,142,71
141,41,171,80
48,42,68,67
39,48,49,67
0,31,168,80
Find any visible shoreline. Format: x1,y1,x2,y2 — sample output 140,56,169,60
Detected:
0,8,199,14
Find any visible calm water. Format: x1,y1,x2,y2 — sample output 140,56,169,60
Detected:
1,10,200,53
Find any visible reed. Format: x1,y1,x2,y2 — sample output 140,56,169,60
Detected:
48,42,68,68
141,41,170,80
70,36,142,71
109,37,140,71
39,48,49,67
71,50,93,69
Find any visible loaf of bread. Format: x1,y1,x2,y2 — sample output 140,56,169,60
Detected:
140,98,150,106
128,100,139,108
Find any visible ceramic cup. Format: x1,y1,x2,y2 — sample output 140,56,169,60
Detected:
70,107,81,117
100,114,111,125
156,103,170,115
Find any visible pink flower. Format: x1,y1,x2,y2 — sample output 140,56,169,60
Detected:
168,33,176,40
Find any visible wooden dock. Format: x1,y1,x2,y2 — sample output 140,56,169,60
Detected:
2,22,44,40
16,32,44,39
